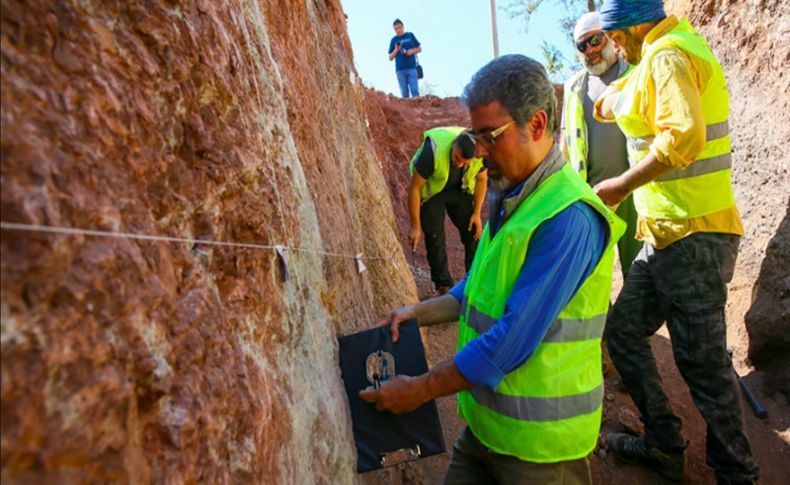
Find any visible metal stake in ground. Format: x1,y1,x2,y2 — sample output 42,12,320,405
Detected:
728,349,768,419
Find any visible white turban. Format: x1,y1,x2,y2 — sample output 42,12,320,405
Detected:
573,12,602,42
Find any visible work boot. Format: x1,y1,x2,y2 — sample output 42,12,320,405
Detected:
607,433,686,482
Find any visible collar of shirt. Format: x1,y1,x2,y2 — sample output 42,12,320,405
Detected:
643,15,679,50
615,57,630,78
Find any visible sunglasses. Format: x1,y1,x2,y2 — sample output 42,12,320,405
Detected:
471,121,514,147
576,32,604,53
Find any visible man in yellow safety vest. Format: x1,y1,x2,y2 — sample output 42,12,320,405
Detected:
592,1,759,483
361,54,624,484
407,127,487,295
561,11,641,276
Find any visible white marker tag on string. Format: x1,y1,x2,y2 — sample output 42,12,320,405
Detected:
355,253,367,274
275,245,289,281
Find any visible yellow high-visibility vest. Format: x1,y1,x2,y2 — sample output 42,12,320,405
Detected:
408,127,484,202
457,163,625,462
613,19,735,220
563,63,631,181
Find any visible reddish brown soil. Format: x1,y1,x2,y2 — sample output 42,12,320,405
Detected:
363,88,790,484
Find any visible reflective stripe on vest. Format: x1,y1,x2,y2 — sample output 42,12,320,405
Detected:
470,383,603,422
457,163,625,463
461,295,606,342
563,71,588,180
408,126,484,202
627,120,732,182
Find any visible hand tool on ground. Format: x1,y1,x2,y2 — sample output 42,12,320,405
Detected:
728,349,768,419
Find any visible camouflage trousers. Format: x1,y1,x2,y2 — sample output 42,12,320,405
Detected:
606,232,759,482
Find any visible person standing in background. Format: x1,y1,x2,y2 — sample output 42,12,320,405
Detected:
388,19,421,98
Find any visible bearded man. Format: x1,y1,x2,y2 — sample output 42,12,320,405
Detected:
560,11,642,276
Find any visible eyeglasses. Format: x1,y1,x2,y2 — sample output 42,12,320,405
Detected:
576,32,604,53
471,121,514,147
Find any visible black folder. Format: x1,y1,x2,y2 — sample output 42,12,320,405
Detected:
338,319,445,473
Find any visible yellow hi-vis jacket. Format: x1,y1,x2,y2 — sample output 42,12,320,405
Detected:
408,127,484,202
563,63,631,182
612,18,736,221
457,163,624,462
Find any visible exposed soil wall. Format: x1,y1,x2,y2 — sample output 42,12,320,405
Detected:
1,1,417,482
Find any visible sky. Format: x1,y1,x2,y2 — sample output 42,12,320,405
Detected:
340,0,582,98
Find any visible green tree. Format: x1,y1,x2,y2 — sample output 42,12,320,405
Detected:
505,0,603,77
540,41,567,76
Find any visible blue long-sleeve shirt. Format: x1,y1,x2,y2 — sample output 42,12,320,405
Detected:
450,200,607,389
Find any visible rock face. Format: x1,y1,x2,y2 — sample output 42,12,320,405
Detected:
1,1,417,482
745,205,790,399
666,0,790,396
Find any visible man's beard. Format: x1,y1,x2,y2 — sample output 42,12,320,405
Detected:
582,42,618,76
487,164,512,192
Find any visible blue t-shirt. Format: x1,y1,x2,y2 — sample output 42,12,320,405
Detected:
388,32,420,72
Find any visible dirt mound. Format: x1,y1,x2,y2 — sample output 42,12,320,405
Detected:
745,205,790,401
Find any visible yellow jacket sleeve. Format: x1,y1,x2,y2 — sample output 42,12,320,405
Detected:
592,76,628,123
647,51,707,169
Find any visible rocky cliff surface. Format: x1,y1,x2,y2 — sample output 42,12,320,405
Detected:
1,1,417,482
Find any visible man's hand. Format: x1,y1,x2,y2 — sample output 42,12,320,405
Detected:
409,226,421,252
359,361,471,414
389,43,402,61
358,375,426,413
597,88,620,121
468,214,483,241
379,305,417,343
594,175,629,208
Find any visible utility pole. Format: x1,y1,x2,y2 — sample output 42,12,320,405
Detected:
490,0,500,58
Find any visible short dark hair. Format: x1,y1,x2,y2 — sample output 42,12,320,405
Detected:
393,19,403,26
454,132,476,159
462,54,558,134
